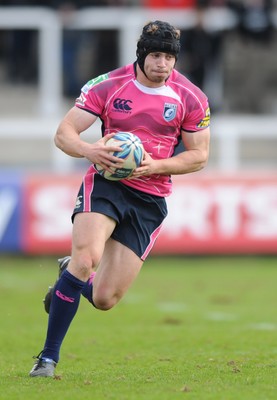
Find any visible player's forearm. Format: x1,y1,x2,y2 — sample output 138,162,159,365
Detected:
54,123,89,158
155,149,209,175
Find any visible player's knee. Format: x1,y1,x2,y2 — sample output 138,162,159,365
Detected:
93,290,121,311
69,253,100,280
93,298,116,311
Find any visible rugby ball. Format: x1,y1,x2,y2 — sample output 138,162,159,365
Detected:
95,132,144,181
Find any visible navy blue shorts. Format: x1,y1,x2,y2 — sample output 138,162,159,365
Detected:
72,174,168,260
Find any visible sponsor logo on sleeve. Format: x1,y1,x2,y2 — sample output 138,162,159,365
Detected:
76,74,110,105
75,92,87,107
83,74,109,93
197,107,210,128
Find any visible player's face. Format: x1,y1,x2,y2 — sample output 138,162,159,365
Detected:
139,52,176,87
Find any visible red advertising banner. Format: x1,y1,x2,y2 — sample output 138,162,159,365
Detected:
144,1,196,8
21,173,277,255
153,173,277,254
22,174,81,254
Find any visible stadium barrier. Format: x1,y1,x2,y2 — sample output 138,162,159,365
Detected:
0,7,277,173
0,114,276,173
1,172,277,255
0,6,239,115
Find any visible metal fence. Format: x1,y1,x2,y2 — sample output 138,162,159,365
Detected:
0,6,277,173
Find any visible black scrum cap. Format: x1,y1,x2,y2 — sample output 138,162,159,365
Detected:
136,20,181,74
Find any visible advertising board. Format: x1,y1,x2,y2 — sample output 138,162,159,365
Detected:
1,172,276,255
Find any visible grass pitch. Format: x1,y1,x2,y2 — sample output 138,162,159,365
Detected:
0,255,276,400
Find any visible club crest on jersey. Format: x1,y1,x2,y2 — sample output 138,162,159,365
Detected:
163,103,177,122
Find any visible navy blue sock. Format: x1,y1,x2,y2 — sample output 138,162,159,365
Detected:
81,272,96,307
42,270,85,363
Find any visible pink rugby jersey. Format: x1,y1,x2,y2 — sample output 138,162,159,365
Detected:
75,63,210,197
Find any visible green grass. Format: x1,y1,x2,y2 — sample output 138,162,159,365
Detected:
0,255,276,399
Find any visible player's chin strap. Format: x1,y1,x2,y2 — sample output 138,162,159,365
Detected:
136,42,179,78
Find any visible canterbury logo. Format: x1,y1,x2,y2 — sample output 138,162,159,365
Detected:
113,98,132,111
56,290,75,303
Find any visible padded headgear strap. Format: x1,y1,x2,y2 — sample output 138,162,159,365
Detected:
136,20,181,75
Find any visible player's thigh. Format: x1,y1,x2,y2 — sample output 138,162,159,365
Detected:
70,212,117,274
93,237,143,304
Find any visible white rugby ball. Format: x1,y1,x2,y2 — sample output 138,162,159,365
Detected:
95,132,144,181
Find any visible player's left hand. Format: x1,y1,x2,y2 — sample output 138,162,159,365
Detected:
129,151,155,178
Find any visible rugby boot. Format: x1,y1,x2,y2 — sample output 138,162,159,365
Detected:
29,352,56,378
43,256,71,314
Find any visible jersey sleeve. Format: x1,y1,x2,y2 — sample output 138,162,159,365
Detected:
182,97,210,133
75,73,109,116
